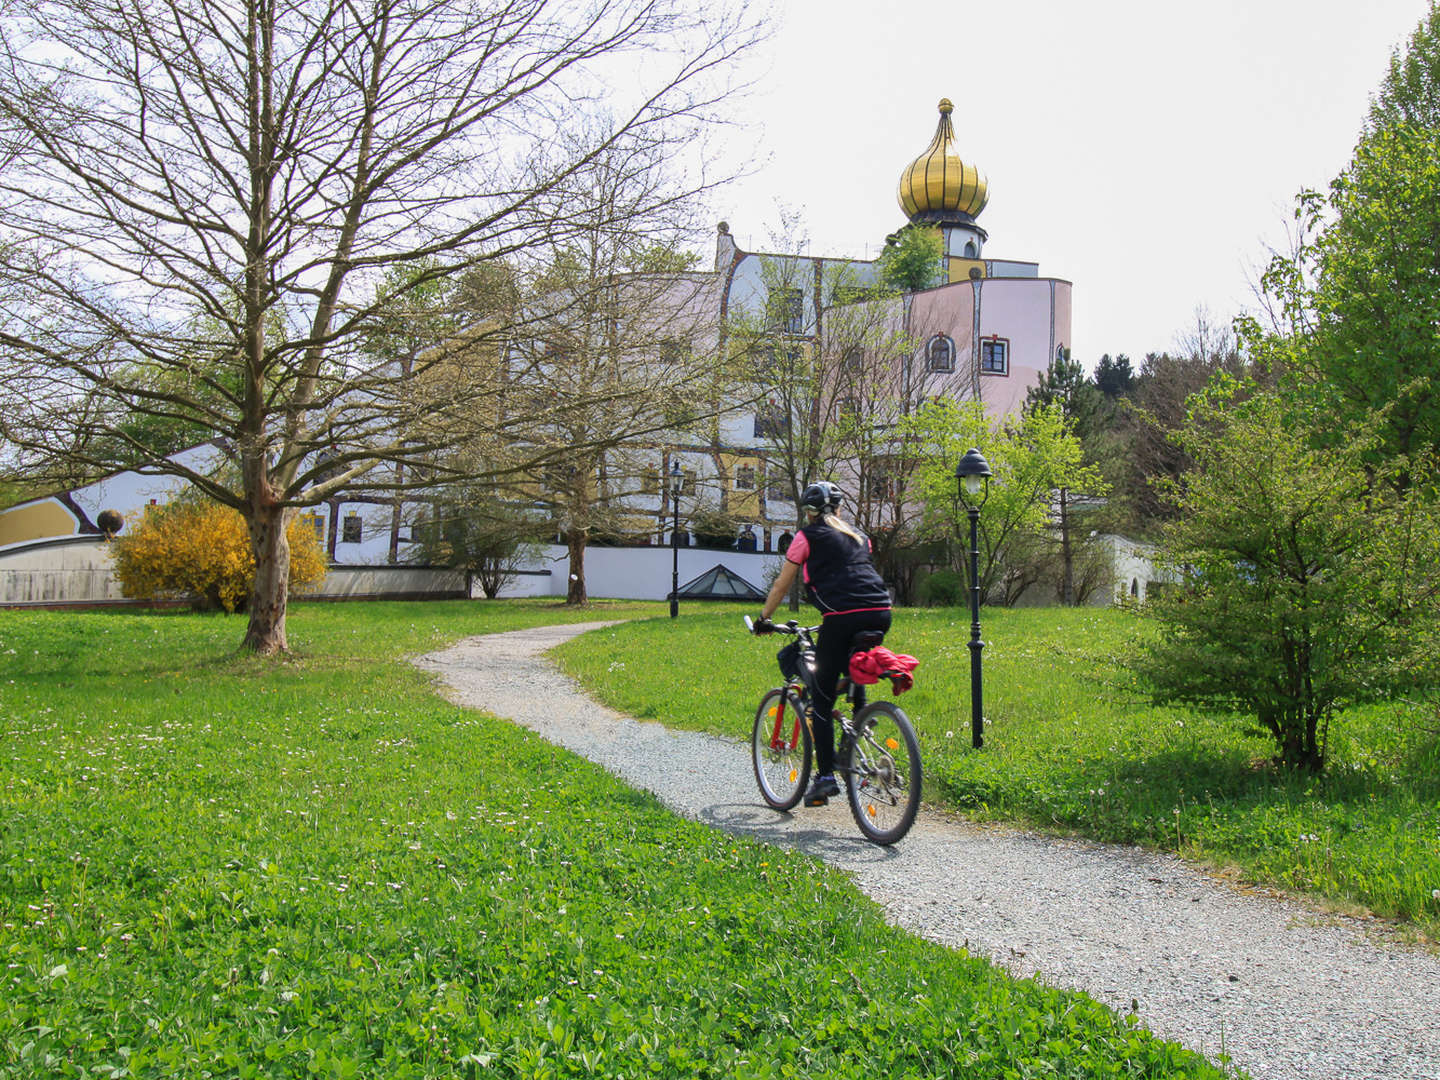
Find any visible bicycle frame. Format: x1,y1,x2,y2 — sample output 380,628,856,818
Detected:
747,614,921,844
749,618,866,753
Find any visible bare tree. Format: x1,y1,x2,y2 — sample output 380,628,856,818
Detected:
487,133,726,604
0,0,763,651
725,224,957,605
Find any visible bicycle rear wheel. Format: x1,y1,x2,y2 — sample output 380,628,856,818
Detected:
843,701,921,845
751,687,811,811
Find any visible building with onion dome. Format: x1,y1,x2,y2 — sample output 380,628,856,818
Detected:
1,99,1083,605
706,97,1071,447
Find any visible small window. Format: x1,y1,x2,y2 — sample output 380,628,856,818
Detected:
837,396,860,420
768,287,805,335
754,404,790,439
964,240,977,258
342,514,362,544
981,337,1009,376
866,475,892,500
841,348,863,374
735,465,756,490
926,336,954,373
311,514,326,541
765,480,788,503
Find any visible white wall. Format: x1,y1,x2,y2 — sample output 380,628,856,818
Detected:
500,543,783,601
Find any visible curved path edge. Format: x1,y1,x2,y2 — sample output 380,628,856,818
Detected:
414,621,1440,1080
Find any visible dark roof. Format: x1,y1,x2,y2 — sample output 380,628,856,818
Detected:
676,563,765,601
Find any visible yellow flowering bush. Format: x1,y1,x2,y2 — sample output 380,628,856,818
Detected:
111,501,327,611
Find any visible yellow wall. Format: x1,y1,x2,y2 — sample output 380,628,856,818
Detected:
947,257,986,283
718,453,762,520
0,499,80,547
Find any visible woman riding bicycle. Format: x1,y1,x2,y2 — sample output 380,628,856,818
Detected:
754,482,891,807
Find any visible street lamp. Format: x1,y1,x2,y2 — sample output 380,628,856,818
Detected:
669,459,684,618
955,447,992,748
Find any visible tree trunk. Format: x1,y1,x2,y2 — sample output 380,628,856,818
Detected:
243,503,292,654
1059,486,1075,606
1273,707,1325,773
566,528,588,605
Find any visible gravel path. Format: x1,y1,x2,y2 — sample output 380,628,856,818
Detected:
415,622,1440,1080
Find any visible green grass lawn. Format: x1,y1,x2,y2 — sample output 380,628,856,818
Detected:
554,603,1440,937
0,601,1228,1078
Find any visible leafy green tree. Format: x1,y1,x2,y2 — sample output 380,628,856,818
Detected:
1105,316,1248,538
907,398,1104,605
1024,347,1089,419
876,225,944,293
1092,354,1135,399
1254,127,1440,486
1136,381,1440,773
1365,0,1440,134
1023,348,1109,603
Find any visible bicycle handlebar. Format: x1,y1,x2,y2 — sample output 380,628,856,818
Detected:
743,616,814,637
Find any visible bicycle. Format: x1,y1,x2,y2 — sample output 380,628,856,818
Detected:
743,616,922,845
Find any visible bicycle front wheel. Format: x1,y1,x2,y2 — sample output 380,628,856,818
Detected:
751,687,811,811
843,701,921,845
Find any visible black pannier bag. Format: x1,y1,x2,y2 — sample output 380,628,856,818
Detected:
776,641,802,681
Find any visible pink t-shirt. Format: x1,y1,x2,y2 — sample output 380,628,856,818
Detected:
784,530,811,564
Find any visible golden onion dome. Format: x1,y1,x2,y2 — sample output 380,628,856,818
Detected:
897,99,989,221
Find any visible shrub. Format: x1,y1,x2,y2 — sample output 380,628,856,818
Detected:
1136,384,1440,772
688,504,741,549
917,568,965,606
111,500,327,611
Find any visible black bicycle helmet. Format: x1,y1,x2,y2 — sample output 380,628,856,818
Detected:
798,481,843,514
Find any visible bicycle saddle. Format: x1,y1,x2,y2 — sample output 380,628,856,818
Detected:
848,630,886,654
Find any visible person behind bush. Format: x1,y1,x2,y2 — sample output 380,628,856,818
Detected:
752,482,891,806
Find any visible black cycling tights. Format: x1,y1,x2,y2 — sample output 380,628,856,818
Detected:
810,608,892,776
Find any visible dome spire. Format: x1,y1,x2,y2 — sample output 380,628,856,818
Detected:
897,98,988,223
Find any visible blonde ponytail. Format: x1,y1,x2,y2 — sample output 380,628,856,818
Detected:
823,512,865,545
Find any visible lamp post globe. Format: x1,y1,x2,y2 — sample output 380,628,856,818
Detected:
954,447,991,748
669,460,683,619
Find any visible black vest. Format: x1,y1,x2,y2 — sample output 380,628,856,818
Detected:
799,521,890,614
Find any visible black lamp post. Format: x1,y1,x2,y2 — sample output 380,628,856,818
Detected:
668,460,683,618
955,447,992,748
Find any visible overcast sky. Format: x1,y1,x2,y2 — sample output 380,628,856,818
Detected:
706,0,1433,367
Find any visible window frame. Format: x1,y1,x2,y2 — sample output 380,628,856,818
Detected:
768,287,805,336
925,335,955,373
980,336,1010,376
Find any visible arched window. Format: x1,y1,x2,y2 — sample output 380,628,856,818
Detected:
926,335,955,373
842,347,863,373
963,240,977,258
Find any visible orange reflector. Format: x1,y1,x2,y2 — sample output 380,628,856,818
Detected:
768,706,777,718
886,738,899,750
866,804,876,818
788,769,798,783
